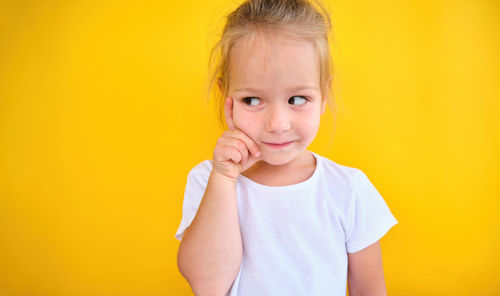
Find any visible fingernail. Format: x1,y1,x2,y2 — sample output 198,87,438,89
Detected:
255,151,260,157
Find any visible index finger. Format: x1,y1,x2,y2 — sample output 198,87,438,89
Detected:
224,97,236,130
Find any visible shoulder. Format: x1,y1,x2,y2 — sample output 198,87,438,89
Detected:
188,159,212,175
312,152,377,212
313,151,364,189
186,159,213,184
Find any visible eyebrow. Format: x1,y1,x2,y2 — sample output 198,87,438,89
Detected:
233,86,319,93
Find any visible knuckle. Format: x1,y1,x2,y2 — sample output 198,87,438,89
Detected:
229,146,240,156
237,141,246,151
233,151,242,162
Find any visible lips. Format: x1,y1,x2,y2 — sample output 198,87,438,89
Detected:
263,141,294,148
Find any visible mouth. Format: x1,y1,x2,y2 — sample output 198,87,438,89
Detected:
262,141,295,148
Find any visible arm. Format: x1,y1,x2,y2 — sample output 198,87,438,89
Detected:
177,171,242,296
347,240,388,296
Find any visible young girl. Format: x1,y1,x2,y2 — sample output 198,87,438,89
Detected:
176,0,398,295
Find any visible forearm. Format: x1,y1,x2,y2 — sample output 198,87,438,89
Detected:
347,279,387,296
348,290,387,296
177,171,242,295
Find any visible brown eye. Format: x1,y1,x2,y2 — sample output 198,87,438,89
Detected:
289,96,307,106
243,97,260,106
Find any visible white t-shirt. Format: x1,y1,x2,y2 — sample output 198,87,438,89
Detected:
175,151,398,296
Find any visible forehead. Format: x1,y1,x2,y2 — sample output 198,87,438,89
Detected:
228,32,320,91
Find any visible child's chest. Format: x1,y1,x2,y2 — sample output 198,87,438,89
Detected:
234,186,349,293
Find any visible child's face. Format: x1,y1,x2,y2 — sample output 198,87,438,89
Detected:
226,32,325,166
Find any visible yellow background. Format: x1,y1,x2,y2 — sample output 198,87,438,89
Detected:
1,0,499,295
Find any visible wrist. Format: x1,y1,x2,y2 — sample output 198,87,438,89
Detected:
210,169,239,185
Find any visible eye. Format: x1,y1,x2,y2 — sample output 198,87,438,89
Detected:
289,96,307,106
242,97,260,106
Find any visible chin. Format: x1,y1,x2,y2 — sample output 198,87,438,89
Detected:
261,153,296,166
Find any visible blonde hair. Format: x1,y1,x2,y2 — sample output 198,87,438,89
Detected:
205,0,337,130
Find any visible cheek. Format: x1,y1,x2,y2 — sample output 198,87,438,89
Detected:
233,107,259,136
300,111,321,135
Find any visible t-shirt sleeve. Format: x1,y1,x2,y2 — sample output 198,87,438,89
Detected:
174,161,212,241
345,169,398,253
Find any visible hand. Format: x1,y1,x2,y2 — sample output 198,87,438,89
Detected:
212,97,262,180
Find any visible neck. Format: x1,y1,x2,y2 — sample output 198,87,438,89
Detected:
249,150,314,174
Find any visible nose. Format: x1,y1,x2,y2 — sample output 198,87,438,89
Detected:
265,104,291,134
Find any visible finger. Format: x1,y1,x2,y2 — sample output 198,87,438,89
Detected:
226,129,261,158
224,97,236,130
218,135,249,166
223,145,242,164
229,137,249,166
